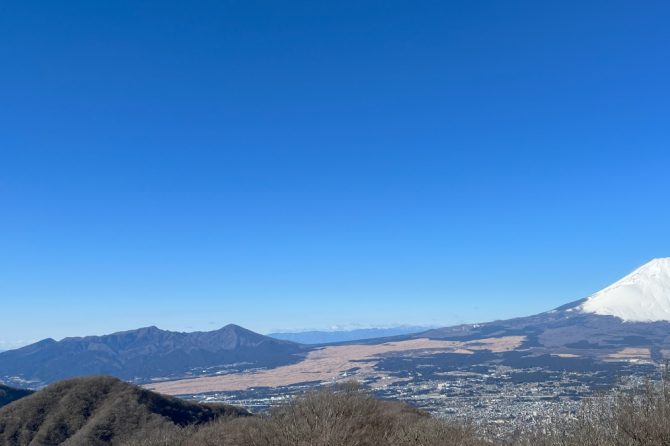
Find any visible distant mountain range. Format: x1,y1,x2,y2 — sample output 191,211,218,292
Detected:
0,324,304,387
268,326,433,344
2,258,670,390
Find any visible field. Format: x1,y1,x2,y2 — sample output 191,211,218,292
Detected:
147,336,525,394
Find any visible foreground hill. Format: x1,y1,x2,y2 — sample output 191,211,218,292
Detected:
0,376,248,446
0,384,33,408
87,382,492,446
0,324,304,387
1,367,668,446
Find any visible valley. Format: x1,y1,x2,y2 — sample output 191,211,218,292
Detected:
2,259,670,434
148,335,658,433
147,336,525,394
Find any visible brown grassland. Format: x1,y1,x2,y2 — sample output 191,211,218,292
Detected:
148,336,524,394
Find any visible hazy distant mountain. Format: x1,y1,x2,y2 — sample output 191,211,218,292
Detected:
0,376,248,446
268,326,432,344
0,324,305,387
0,384,33,408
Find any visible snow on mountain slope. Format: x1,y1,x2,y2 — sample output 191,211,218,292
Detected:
579,258,670,322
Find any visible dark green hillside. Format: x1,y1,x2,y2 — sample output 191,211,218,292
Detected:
0,376,248,446
0,384,33,408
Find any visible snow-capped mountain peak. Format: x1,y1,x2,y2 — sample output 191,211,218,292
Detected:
579,258,670,322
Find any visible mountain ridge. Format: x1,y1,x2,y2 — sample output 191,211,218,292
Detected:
0,324,305,387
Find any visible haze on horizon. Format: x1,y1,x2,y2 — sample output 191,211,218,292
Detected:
2,1,670,349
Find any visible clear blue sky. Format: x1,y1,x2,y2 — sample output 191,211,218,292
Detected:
2,1,669,348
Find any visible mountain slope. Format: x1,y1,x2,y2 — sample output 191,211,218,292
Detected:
579,258,670,321
0,384,33,408
0,376,248,446
0,324,305,387
420,259,670,361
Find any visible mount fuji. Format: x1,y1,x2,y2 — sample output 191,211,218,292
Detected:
420,258,670,362
579,258,670,322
